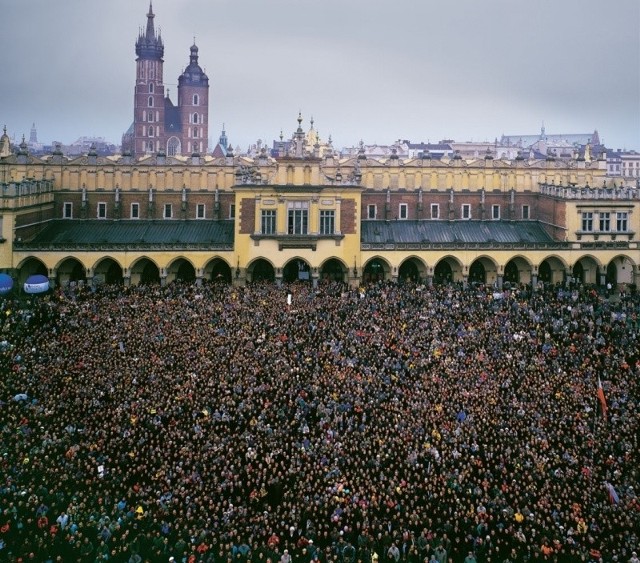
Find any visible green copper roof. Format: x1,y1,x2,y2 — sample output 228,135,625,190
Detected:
361,220,555,244
21,220,234,249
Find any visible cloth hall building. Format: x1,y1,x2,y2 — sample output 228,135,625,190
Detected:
1,5,638,292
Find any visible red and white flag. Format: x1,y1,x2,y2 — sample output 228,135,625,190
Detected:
597,377,608,420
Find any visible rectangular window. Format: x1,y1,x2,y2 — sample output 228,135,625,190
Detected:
229,204,236,219
492,204,500,220
599,212,610,232
131,202,140,219
399,203,408,220
431,204,439,219
616,212,628,232
261,209,276,234
581,212,593,231
367,204,377,220
97,202,107,219
196,203,206,219
164,203,173,219
287,201,309,234
63,202,73,219
522,205,530,220
320,210,335,235
461,204,471,220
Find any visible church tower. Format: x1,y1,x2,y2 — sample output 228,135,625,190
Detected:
177,42,209,155
133,2,165,157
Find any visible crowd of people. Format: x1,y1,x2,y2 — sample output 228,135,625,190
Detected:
0,279,638,563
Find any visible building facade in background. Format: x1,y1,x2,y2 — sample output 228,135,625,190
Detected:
121,4,209,159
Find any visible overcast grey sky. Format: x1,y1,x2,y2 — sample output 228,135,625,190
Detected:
1,0,638,151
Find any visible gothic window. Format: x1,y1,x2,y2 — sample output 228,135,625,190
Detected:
193,128,198,138
193,113,199,124
149,83,154,94
193,94,199,105
148,96,153,107
167,137,180,156
148,126,154,137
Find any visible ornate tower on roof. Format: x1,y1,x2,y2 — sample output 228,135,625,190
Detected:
177,41,209,155
0,126,11,158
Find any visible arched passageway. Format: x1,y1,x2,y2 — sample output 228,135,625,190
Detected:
363,258,389,283
283,259,312,283
320,259,346,282
248,259,275,283
94,258,124,285
56,257,86,287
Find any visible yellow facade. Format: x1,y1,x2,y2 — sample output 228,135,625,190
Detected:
2,150,639,290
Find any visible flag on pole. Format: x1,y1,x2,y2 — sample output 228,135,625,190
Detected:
605,482,619,504
597,377,608,420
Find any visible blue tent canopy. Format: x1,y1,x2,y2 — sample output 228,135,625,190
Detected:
24,274,50,294
0,273,13,295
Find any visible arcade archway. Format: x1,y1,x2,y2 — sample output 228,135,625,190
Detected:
167,258,196,283
283,258,311,283
94,257,124,285
363,257,390,283
433,257,463,284
320,258,347,282
469,257,498,285
572,255,600,285
248,259,275,283
398,257,426,283
130,258,160,285
434,261,452,284
606,255,635,286
56,257,86,287
504,256,533,285
538,256,567,285
17,257,48,286
205,258,232,284
469,261,486,284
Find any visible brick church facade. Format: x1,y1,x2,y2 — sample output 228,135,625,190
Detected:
122,3,209,159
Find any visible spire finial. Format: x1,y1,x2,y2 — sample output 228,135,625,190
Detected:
297,111,302,126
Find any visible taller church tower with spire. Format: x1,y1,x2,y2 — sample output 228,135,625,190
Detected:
122,3,209,159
